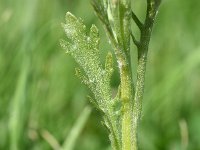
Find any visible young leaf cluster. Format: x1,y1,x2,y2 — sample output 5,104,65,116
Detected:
60,12,122,149
60,0,161,149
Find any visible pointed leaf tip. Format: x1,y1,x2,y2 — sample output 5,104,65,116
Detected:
65,12,77,22
63,12,86,40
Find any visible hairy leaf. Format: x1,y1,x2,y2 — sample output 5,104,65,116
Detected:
60,13,122,148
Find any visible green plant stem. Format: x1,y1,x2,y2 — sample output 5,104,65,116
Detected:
133,23,152,127
120,59,133,150
131,1,161,149
117,0,134,149
65,0,161,149
132,50,148,150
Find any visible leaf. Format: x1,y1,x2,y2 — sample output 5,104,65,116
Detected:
61,12,122,149
62,106,92,150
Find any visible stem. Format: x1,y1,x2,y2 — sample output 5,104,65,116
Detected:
117,0,134,149
131,11,144,31
131,32,140,48
132,50,148,150
131,27,150,149
92,0,161,149
120,59,133,150
132,0,161,149
133,25,152,122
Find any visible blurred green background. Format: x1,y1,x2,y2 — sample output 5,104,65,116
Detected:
0,0,200,149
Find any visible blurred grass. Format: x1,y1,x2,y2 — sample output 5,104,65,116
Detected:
0,0,200,150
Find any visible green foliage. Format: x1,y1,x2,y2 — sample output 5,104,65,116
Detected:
60,12,122,149
60,0,161,149
60,12,113,110
1,0,200,150
9,58,30,150
62,106,92,150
